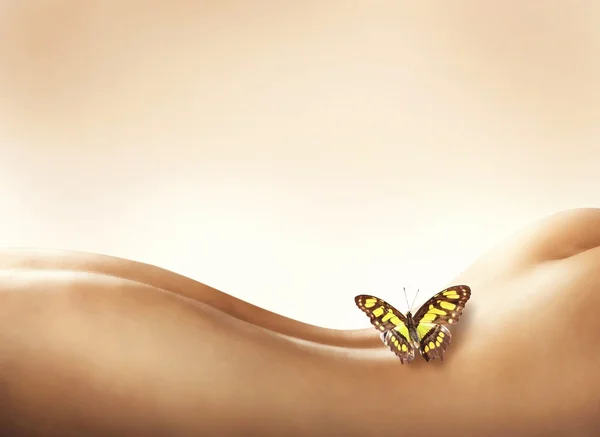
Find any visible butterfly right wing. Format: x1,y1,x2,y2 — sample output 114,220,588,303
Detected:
416,324,452,362
412,285,471,326
412,285,471,362
355,295,415,364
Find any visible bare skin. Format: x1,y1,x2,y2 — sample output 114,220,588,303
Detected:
1,3,598,435
0,208,599,436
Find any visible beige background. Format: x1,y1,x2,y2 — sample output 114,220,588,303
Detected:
0,1,598,328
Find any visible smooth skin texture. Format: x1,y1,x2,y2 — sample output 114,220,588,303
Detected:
0,208,599,436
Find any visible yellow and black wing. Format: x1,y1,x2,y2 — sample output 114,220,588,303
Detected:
355,295,415,364
412,285,471,326
381,329,415,364
417,324,452,362
412,285,471,362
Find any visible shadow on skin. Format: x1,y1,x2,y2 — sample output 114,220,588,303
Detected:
0,208,599,436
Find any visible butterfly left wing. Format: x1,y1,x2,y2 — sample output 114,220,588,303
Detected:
355,295,415,364
381,329,416,364
354,295,408,333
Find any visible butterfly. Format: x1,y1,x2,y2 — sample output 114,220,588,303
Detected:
355,285,471,364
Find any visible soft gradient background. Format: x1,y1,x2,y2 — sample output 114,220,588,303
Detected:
0,1,598,328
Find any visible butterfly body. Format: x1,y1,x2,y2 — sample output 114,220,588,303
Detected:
355,285,471,364
403,312,421,349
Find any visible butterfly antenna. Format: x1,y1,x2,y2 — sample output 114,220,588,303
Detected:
402,287,411,312
409,288,421,312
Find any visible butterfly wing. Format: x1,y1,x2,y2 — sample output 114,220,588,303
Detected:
381,329,416,364
412,285,471,361
355,295,408,332
355,295,415,364
412,285,471,326
416,324,452,362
